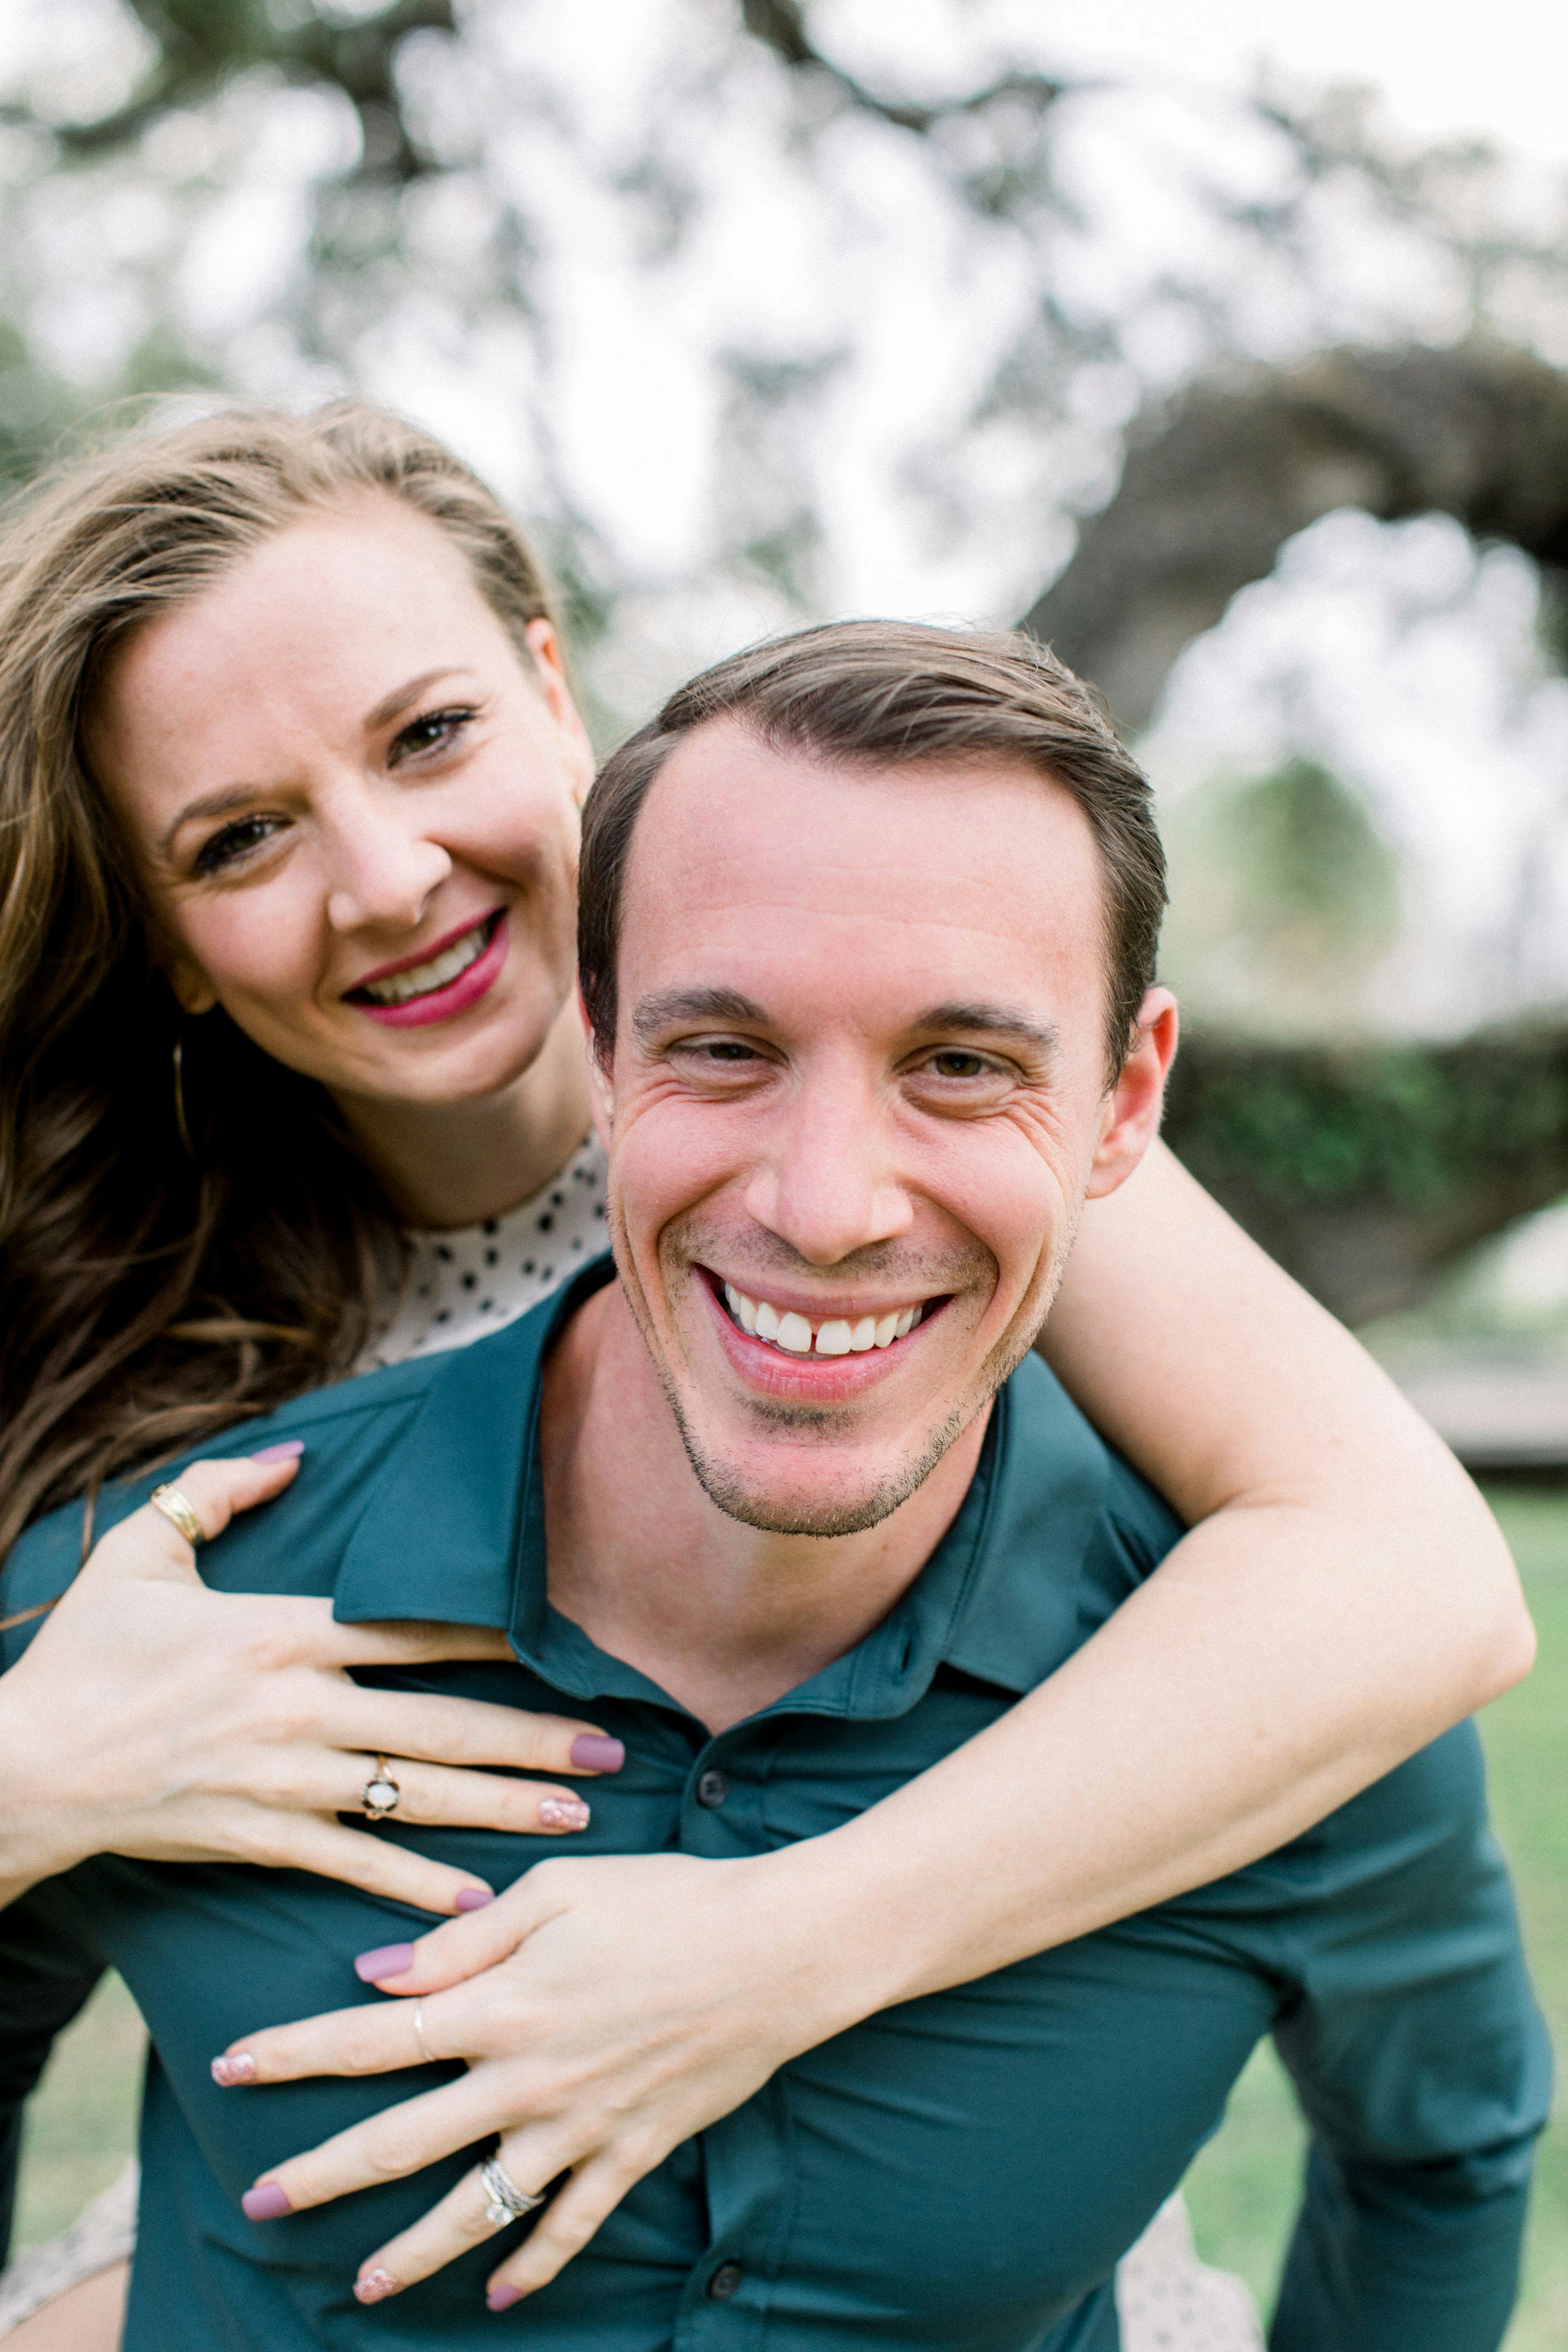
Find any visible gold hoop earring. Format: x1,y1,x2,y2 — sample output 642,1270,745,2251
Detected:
172,1036,193,1157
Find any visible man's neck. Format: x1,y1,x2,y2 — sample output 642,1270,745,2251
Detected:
540,1282,989,1733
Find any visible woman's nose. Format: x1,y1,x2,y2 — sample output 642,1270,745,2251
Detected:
324,820,453,937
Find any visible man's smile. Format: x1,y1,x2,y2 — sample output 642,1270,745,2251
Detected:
720,1279,928,1356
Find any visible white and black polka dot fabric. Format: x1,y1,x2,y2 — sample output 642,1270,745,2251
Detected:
361,1132,609,1370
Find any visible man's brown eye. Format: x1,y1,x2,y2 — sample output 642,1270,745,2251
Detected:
931,1052,988,1078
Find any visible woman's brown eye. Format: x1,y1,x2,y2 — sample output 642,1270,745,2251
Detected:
391,708,476,762
193,817,282,876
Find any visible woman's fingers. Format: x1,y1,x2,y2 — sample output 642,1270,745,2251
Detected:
330,1686,624,1781
218,1993,448,2089
347,1860,564,1990
485,2150,638,2304
93,1448,304,1579
238,2071,510,2217
331,1755,592,1835
222,1812,497,1916
352,2136,571,2307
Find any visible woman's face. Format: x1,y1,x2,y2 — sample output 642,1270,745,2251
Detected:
88,495,594,1111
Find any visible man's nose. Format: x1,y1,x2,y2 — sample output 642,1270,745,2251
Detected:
323,786,453,935
744,1068,913,1268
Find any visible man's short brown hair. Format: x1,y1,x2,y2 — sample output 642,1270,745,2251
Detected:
578,619,1166,1075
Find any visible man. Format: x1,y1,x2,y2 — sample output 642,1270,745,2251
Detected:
0,623,1548,2351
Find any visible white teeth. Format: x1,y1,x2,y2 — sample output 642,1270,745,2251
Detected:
357,919,491,1005
721,1286,928,1358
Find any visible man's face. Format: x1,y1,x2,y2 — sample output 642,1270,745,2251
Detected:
598,718,1173,1537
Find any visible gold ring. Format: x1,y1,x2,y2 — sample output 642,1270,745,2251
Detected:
413,2002,433,2065
148,1483,204,1547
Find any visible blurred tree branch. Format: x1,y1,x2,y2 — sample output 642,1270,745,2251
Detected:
737,0,1074,140
1024,338,1568,732
5,0,456,184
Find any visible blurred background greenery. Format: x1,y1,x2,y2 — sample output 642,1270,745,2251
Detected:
5,0,1568,2338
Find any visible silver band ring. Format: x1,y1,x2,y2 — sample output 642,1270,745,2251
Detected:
360,1755,400,1820
412,2002,433,2065
148,1483,204,1547
480,2156,545,2229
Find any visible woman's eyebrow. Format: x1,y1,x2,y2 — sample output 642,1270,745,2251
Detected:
159,783,267,857
363,666,480,733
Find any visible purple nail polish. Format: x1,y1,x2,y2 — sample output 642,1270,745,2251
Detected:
242,2181,291,2221
488,2284,523,2311
211,2053,255,2087
455,1887,495,1912
355,2268,399,2304
570,1734,624,1773
540,1797,591,1829
353,1941,416,1983
251,1441,305,1463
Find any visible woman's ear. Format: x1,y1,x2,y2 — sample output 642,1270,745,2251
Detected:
525,619,595,809
167,954,220,1018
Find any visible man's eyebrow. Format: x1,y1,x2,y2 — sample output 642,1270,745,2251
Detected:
156,668,482,857
911,1002,1060,1059
630,986,771,1049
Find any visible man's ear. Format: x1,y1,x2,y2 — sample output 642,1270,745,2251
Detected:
1085,988,1179,1200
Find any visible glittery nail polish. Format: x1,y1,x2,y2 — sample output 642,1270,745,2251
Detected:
211,2052,255,2087
355,2268,399,2304
539,1796,591,1829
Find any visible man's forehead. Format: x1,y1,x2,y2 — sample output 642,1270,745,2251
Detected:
626,715,1103,924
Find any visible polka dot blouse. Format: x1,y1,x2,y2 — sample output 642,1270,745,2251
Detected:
361,1132,609,1371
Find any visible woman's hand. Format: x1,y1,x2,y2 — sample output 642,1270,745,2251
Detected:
212,1847,861,2310
0,1452,623,1916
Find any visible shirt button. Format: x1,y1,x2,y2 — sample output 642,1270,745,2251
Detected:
708,2261,743,2300
696,1769,730,1808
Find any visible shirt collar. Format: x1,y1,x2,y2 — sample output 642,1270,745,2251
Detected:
335,1254,1117,1718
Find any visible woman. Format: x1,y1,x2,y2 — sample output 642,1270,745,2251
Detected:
0,402,1529,2345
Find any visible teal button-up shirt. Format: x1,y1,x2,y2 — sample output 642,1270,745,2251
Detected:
0,1260,1550,2352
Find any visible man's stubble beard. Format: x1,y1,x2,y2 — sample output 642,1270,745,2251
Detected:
608,1196,1082,1541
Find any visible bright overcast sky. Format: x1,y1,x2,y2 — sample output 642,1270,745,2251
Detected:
1011,0,1568,163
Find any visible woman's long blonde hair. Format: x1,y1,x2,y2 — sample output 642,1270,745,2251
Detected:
0,400,558,1559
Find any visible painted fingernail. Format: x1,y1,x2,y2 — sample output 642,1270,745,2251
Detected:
540,1796,591,1830
488,2285,523,2311
251,1441,305,1463
353,1941,416,1983
242,2181,291,2221
211,2053,255,2086
455,1886,496,1912
570,1734,625,1773
355,2268,399,2304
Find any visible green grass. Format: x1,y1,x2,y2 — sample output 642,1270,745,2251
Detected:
13,1487,1568,2342
1184,1488,1568,2347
